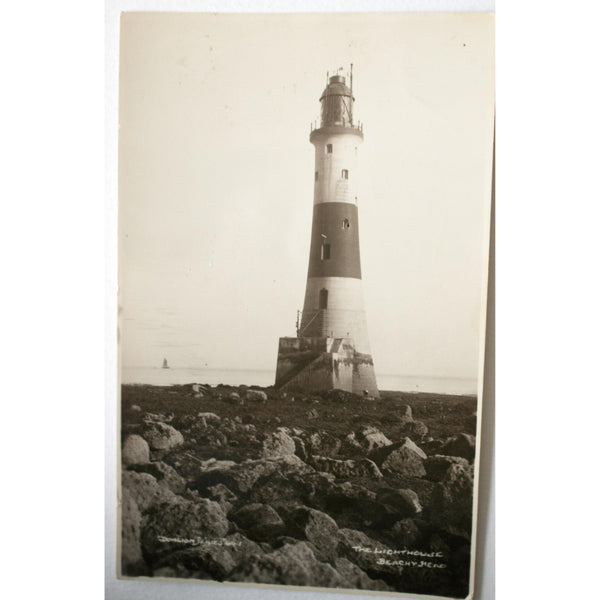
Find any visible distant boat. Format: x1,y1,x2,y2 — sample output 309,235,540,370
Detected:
162,358,169,369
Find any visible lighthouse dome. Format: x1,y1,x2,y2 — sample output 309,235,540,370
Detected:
319,74,355,127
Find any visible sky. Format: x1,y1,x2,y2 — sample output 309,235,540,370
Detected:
118,12,494,379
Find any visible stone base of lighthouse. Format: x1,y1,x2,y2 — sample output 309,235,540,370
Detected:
274,336,379,398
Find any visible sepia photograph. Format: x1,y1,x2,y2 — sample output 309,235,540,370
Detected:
117,11,494,599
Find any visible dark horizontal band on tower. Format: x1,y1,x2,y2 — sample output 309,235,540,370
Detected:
310,125,364,144
307,202,362,279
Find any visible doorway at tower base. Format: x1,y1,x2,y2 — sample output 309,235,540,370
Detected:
274,336,379,398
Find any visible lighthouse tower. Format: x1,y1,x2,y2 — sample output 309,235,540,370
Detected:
275,68,379,398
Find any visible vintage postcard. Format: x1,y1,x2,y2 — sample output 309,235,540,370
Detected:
117,11,494,599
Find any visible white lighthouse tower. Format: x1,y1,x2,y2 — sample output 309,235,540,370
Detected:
275,67,379,398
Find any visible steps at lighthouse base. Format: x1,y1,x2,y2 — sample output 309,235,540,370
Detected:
275,336,379,398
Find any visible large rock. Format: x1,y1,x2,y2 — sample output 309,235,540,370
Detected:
229,541,345,588
370,437,427,477
304,431,341,457
205,483,238,514
122,471,177,513
128,461,186,495
292,436,307,461
141,498,230,565
310,456,383,480
197,412,221,425
244,470,335,510
246,389,268,402
440,433,476,461
406,420,429,439
191,455,313,495
424,455,470,482
284,507,340,561
358,426,392,453
397,404,413,424
121,489,145,575
391,518,421,547
154,532,264,581
122,434,150,466
230,503,285,542
142,421,184,450
197,458,237,472
333,557,392,592
376,488,422,517
261,429,296,458
336,528,400,578
429,462,474,535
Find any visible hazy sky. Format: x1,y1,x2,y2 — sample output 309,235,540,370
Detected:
119,12,494,379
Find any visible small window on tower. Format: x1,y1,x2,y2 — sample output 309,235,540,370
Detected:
321,243,331,260
341,169,349,179
315,171,318,181
319,288,328,309
342,218,350,230
327,144,333,154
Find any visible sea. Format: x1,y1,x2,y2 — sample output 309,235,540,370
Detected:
120,366,477,396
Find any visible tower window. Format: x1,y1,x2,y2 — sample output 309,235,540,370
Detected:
342,218,350,230
326,144,333,154
321,243,331,260
341,169,349,179
319,288,328,309
315,171,318,181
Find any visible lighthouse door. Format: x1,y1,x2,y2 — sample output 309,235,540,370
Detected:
319,288,328,310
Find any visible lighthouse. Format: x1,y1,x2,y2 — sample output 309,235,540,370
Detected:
275,67,379,398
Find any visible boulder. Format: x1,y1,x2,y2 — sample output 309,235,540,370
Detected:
246,389,268,402
292,436,307,461
191,455,313,495
244,470,334,510
397,404,413,424
429,462,474,535
333,557,392,591
121,489,145,575
140,498,230,565
391,518,421,547
358,426,392,453
153,532,264,581
440,433,476,460
229,541,345,588
122,471,177,513
336,528,399,577
284,506,340,562
199,458,238,472
304,431,341,457
261,429,296,459
205,483,237,514
122,434,150,466
465,412,478,434
370,437,427,477
128,461,186,495
197,412,221,425
143,412,173,424
230,503,285,542
142,421,184,451
195,426,228,448
310,456,383,480
406,420,429,439
376,488,422,517
343,432,363,451
424,455,470,482
226,392,243,405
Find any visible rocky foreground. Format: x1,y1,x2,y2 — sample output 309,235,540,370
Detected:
120,383,478,598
